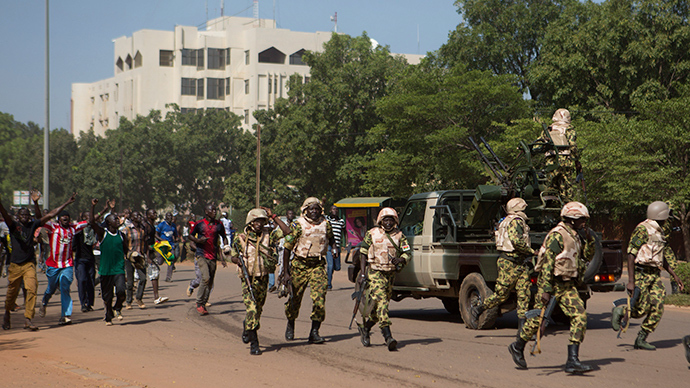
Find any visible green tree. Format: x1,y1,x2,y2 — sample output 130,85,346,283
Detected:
530,0,690,112
435,0,569,96
363,63,531,197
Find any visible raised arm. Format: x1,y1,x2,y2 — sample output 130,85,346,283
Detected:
30,189,43,220
89,198,105,240
261,206,291,236
41,192,77,225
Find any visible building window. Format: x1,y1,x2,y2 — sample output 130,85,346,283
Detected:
244,110,249,124
159,50,174,67
197,78,204,100
290,49,306,65
268,77,272,94
225,77,230,95
134,51,142,68
197,48,205,69
244,79,249,94
304,76,310,84
259,47,285,64
274,78,278,95
116,57,124,72
208,48,226,70
181,78,196,96
125,54,133,70
182,49,196,66
207,78,225,100
181,108,198,114
245,50,250,65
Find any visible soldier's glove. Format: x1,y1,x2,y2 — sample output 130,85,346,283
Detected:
391,256,405,266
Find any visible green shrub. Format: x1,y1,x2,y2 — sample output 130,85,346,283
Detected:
665,293,690,307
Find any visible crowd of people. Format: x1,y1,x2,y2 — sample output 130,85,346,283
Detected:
1,108,689,366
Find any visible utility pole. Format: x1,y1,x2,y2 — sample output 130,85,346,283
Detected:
43,0,50,208
119,149,124,212
255,125,261,208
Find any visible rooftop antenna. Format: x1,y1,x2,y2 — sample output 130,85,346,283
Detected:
254,0,259,20
330,11,337,32
417,24,420,54
221,0,224,16
205,1,208,24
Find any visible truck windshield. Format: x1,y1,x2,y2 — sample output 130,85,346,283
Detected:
399,201,425,236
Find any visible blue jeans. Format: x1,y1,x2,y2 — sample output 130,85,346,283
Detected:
43,266,74,317
326,245,341,288
268,273,275,289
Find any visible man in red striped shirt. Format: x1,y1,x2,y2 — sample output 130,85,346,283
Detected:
38,209,88,325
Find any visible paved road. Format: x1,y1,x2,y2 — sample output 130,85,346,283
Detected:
1,262,688,387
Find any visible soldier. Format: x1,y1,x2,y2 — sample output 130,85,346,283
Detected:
229,207,289,355
283,197,335,344
471,198,535,333
357,207,411,351
611,201,684,350
509,202,595,373
540,108,580,202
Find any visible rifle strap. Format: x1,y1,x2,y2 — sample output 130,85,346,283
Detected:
384,231,402,256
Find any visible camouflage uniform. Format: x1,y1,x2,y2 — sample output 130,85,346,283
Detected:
359,228,411,328
538,110,579,202
519,223,595,344
627,223,667,333
283,219,333,322
484,216,535,318
231,228,282,331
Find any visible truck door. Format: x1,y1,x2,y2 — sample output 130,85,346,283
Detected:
396,199,427,286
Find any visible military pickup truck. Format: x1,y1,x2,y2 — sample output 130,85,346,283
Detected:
347,187,624,329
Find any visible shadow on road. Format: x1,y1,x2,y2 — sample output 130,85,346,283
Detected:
397,337,442,349
392,309,463,324
0,337,38,351
121,318,172,326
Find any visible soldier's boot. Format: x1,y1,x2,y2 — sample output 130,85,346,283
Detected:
470,303,484,328
564,344,593,373
517,318,526,340
611,306,624,331
242,320,250,344
381,326,397,351
634,330,656,351
308,320,325,344
285,320,295,341
682,335,690,364
671,280,679,295
248,330,261,355
357,320,374,347
508,337,527,369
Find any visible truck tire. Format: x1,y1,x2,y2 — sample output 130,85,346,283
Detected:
440,297,460,315
459,273,498,329
582,227,603,284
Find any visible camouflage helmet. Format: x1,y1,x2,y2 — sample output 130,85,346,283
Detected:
245,208,268,225
506,198,528,214
376,207,399,225
300,197,322,214
647,201,670,221
560,201,590,219
552,108,571,124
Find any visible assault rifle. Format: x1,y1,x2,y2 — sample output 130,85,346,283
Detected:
237,254,257,303
349,265,369,330
526,295,559,355
613,286,641,338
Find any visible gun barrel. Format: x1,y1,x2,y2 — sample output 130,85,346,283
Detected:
470,136,506,183
480,136,509,172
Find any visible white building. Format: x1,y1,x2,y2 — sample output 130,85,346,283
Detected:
71,16,423,137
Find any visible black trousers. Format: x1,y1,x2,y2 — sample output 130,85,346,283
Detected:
125,260,146,304
100,273,125,322
74,258,96,309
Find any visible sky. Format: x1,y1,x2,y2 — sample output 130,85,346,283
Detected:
0,0,461,132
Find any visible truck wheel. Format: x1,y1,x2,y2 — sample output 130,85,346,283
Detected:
440,297,460,315
582,227,603,284
459,273,498,329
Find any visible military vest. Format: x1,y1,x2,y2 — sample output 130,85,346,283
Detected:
547,126,571,156
536,222,581,280
293,217,328,258
367,227,403,272
495,214,531,253
634,219,665,269
238,232,272,277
